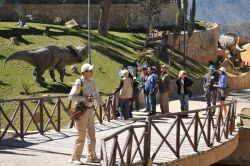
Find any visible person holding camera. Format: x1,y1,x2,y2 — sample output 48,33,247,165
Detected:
176,70,193,115
68,63,106,165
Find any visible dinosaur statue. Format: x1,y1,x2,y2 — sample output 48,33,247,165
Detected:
218,33,246,68
0,0,26,27
4,45,88,84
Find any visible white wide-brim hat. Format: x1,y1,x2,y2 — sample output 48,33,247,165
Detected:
81,63,94,73
219,67,226,73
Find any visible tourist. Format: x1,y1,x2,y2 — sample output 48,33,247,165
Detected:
213,67,229,116
158,64,171,114
176,70,193,115
114,69,133,120
145,66,158,116
203,65,219,113
68,63,106,165
139,64,149,112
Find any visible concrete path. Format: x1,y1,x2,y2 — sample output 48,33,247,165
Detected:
0,89,249,166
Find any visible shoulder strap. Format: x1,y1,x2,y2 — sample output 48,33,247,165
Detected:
79,79,83,96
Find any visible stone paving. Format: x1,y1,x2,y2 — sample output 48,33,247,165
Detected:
0,90,249,166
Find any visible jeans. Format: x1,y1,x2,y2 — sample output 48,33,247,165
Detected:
179,94,189,112
118,98,131,119
205,89,217,107
145,92,156,113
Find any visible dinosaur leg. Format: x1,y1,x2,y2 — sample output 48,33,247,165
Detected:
49,70,56,82
33,67,46,83
56,66,65,83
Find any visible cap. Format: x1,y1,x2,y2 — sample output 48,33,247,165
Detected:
81,63,94,73
121,64,128,69
161,64,168,68
121,69,129,77
209,65,216,70
142,64,149,69
219,67,226,73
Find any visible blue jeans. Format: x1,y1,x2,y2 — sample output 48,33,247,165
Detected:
179,94,189,112
145,92,156,113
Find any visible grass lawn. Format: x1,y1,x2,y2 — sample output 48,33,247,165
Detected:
0,22,145,100
0,22,208,131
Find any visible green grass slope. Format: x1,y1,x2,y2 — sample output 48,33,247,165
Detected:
0,22,145,100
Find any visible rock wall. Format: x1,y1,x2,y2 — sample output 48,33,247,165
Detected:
0,3,177,29
219,127,250,165
228,72,250,90
165,23,219,65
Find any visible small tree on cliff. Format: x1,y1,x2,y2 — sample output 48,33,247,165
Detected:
138,0,164,47
98,0,112,36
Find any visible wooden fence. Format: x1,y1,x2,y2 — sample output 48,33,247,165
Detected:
0,93,117,141
100,99,237,166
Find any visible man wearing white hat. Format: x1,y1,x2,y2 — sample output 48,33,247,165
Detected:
68,63,106,165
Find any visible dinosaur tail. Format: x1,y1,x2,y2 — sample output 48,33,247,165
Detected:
4,51,31,67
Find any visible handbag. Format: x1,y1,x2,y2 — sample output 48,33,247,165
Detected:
67,79,87,120
67,101,88,120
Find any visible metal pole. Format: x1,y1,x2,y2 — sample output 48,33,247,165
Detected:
88,0,91,64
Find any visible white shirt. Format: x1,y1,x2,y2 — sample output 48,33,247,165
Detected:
68,76,105,107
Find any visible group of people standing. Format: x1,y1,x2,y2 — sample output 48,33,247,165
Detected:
66,63,229,165
114,64,171,119
203,65,229,115
115,63,229,119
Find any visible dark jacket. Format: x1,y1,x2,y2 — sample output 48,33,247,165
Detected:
176,77,193,95
203,72,219,91
158,72,170,93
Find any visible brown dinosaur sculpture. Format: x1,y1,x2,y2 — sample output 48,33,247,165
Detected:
4,45,88,84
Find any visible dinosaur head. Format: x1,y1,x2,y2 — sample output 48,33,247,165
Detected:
75,46,88,62
67,44,88,62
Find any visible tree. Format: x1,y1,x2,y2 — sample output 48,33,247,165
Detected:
188,0,196,37
138,0,163,47
98,0,112,36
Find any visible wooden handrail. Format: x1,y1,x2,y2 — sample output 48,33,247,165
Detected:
101,99,238,166
0,93,118,141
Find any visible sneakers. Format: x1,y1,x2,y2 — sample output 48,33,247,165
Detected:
85,157,101,163
68,159,84,165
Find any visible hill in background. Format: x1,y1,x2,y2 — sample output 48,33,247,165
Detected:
192,0,250,39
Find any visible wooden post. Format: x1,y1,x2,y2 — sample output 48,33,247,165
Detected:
143,118,150,165
40,99,44,135
176,115,180,158
126,128,133,166
194,113,198,151
57,98,61,132
20,100,24,140
217,107,222,142
207,108,212,146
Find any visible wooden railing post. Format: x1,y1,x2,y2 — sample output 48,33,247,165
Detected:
143,118,150,166
110,136,118,166
20,100,24,140
176,115,180,158
207,108,212,146
217,107,222,142
194,113,198,151
225,104,231,139
40,98,44,135
126,128,133,166
100,105,103,124
57,98,61,132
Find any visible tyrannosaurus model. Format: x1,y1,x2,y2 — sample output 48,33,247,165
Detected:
4,45,88,84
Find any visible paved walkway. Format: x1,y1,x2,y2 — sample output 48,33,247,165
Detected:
0,90,249,166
